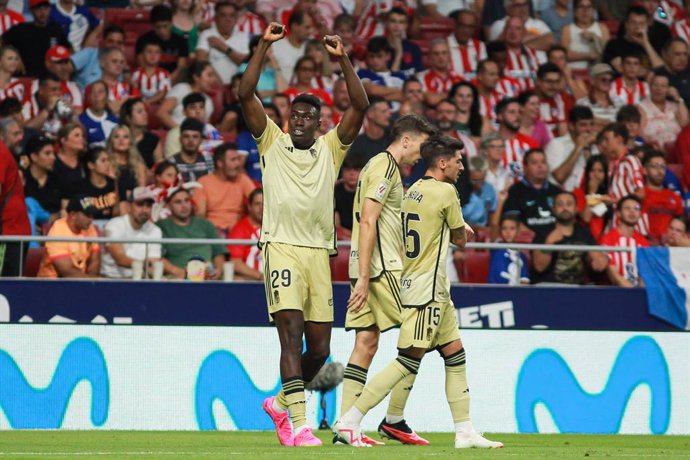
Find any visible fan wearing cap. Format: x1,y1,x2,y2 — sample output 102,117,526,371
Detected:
101,186,163,279
575,63,623,128
169,117,215,182
37,195,101,278
28,45,84,115
1,0,69,78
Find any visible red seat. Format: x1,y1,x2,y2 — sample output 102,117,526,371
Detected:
419,17,454,41
602,20,620,38
329,246,350,282
23,247,46,277
458,250,490,284
152,129,168,146
104,8,150,29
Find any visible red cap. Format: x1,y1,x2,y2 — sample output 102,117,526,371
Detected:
45,45,71,62
30,0,50,8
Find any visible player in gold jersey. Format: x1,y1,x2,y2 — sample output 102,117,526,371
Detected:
239,23,368,447
334,136,503,449
341,115,437,446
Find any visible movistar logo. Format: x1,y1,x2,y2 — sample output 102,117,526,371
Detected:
515,336,670,434
0,337,109,428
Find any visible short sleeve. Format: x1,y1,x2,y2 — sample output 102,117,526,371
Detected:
228,223,250,260
241,174,257,197
45,238,70,260
196,29,210,52
321,126,352,170
445,185,465,230
194,177,210,206
363,156,393,204
253,116,283,156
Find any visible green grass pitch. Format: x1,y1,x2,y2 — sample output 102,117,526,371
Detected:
0,431,687,459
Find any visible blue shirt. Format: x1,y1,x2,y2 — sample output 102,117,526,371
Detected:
25,198,50,249
49,3,100,52
79,109,119,148
462,182,497,227
72,47,101,89
488,248,529,285
236,130,261,182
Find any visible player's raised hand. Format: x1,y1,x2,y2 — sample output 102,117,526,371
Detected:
322,35,345,57
263,23,286,43
347,278,369,313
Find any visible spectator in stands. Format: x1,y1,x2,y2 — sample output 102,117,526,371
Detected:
131,40,172,104
42,45,83,115
639,73,689,148
136,5,189,84
561,0,610,71
120,98,163,169
49,0,102,52
23,73,75,139
665,216,690,247
317,104,334,137
496,97,539,180
488,214,530,285
447,9,487,80
171,0,202,54
610,53,650,106
156,187,227,279
463,155,497,230
481,131,511,198
149,161,180,223
195,143,256,235
532,191,607,284
332,13,358,60
164,92,222,159
637,0,674,55
334,154,364,241
100,47,141,116
502,17,547,92
272,11,313,83
490,0,554,50
356,37,404,105
71,25,126,90
170,117,213,182
237,36,288,103
616,105,646,149
0,135,30,276
79,81,119,149
2,0,69,78
600,194,650,287
82,147,119,222
384,7,423,80
237,102,281,183
602,6,663,73
545,106,596,192
37,195,100,278
656,38,690,108
305,40,335,92
573,155,611,242
475,60,504,123
101,186,163,279
53,122,86,205
228,188,264,281
0,46,23,103
545,44,588,102
540,0,572,42
576,63,622,128
0,116,23,161
106,125,148,204
272,0,335,38
232,0,266,35
157,60,216,129
449,81,489,141
331,78,350,124
534,63,572,137
23,135,61,215
196,1,249,86
517,90,552,148
642,150,684,241
485,40,521,95
502,148,562,237
285,56,334,106
347,96,391,162
416,39,464,106
433,99,477,159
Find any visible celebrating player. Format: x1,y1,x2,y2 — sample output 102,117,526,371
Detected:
238,23,368,447
340,115,437,446
333,135,503,449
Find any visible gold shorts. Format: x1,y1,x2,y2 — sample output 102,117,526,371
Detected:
345,271,402,332
397,301,461,350
263,242,333,323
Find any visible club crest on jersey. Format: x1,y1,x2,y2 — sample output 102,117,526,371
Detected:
309,148,317,158
375,181,388,200
274,290,280,304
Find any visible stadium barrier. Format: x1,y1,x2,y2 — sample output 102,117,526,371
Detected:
0,325,687,434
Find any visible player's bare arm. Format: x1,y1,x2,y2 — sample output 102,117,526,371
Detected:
322,34,368,144
238,23,286,138
348,198,383,313
451,224,474,250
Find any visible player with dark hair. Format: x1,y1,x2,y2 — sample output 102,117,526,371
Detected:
333,135,502,449
239,23,368,447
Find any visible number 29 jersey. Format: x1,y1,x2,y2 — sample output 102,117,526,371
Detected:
401,177,465,308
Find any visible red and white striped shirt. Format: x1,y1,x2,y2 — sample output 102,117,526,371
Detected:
228,217,263,272
505,46,545,92
106,81,141,102
236,11,265,35
29,79,83,110
608,153,650,235
539,92,573,136
355,0,414,41
478,89,504,120
672,19,690,44
447,35,487,80
0,78,24,102
609,78,649,106
599,228,649,286
131,67,171,99
503,132,539,179
497,76,520,97
416,68,464,95
0,10,24,36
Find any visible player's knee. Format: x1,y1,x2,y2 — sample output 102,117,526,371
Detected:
307,346,330,366
356,333,379,356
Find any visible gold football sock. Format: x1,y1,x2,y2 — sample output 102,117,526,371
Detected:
354,354,421,415
282,377,307,429
341,363,368,415
444,349,470,423
386,372,417,420
275,388,288,411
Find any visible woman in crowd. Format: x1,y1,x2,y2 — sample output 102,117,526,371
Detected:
0,46,23,102
83,146,119,225
120,97,163,168
54,123,87,208
171,0,202,56
561,0,609,70
306,39,335,93
518,90,552,148
106,125,147,208
448,81,489,141
639,73,690,150
573,155,611,241
79,80,119,148
157,60,217,129
149,161,180,222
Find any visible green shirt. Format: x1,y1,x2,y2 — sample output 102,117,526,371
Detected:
172,25,199,56
156,217,227,269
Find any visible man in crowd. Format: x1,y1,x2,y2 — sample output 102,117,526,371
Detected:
136,5,188,83
156,187,227,279
384,7,423,79
170,118,215,182
272,10,313,83
502,17,546,91
496,97,538,179
475,59,511,122
609,53,649,105
348,97,391,162
72,25,126,89
101,186,162,279
22,135,61,215
23,73,75,139
447,9,487,80
228,188,264,281
43,45,83,114
38,195,100,278
535,62,572,137
490,0,554,50
335,155,364,240
165,93,223,159
655,37,690,107
602,6,663,73
195,143,257,235
641,150,684,241
545,106,596,192
532,191,607,284
416,39,464,106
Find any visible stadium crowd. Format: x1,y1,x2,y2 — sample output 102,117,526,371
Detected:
1,0,690,286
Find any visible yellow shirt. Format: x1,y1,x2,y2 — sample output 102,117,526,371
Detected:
37,218,100,278
254,117,350,252
400,177,465,307
349,151,403,280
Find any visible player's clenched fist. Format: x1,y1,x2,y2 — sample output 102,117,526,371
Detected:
262,23,286,43
322,35,345,57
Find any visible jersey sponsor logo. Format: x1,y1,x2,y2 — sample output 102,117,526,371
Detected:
309,148,317,158
375,181,388,200
286,146,294,152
